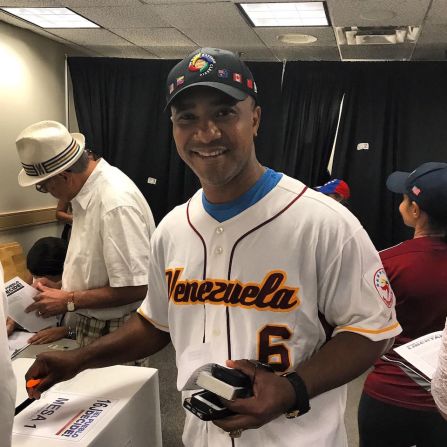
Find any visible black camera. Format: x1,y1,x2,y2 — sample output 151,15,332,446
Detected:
183,364,252,421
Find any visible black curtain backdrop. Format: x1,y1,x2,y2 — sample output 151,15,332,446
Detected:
332,62,447,250
331,63,403,250
245,62,284,170
279,62,347,186
69,57,447,248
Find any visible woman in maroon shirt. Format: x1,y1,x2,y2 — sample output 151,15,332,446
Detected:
359,162,447,447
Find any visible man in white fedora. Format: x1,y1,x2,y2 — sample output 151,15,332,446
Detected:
15,120,155,360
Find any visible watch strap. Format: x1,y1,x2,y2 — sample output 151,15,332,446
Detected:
281,371,310,418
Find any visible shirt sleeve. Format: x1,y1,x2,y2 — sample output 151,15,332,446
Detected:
101,206,151,288
432,318,447,415
318,228,402,341
137,229,170,333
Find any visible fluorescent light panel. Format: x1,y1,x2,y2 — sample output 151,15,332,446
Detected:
240,2,329,27
1,7,99,28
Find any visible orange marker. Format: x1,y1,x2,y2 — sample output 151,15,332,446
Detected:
26,378,42,389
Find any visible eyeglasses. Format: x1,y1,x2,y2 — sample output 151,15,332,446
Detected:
35,182,48,193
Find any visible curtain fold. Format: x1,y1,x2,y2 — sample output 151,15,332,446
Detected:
332,63,403,249
278,61,347,186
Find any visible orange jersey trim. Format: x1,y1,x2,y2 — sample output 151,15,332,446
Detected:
137,308,169,330
337,321,401,334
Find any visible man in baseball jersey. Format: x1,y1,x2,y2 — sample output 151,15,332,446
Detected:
25,48,401,446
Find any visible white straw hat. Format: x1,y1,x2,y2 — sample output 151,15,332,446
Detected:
16,120,85,187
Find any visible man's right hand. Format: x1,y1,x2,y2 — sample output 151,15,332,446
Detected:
25,350,82,399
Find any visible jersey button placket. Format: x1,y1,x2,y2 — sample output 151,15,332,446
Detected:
214,227,224,255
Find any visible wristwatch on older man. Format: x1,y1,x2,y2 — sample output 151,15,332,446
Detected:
67,292,76,312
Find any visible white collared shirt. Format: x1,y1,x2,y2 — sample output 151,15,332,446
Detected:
63,159,155,320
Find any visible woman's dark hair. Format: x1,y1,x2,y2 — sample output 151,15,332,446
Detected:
26,237,68,277
427,214,447,244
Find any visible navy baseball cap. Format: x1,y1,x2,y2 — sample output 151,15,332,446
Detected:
166,48,257,108
386,162,447,220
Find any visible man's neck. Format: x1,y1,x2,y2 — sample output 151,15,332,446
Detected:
203,163,265,204
70,159,99,200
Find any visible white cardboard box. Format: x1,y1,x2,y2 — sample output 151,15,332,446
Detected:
12,358,162,447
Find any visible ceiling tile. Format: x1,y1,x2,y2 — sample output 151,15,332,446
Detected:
339,43,414,60
0,0,59,5
63,0,143,5
143,45,197,59
412,44,446,60
181,26,266,49
50,28,133,46
71,4,169,28
273,45,340,61
417,24,447,44
152,2,251,30
86,44,158,58
111,27,196,46
327,0,431,27
424,0,447,25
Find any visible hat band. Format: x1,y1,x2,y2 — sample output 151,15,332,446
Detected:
22,139,81,177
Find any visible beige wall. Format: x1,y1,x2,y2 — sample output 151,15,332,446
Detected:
0,21,72,252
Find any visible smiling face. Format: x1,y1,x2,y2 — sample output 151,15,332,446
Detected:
171,86,262,203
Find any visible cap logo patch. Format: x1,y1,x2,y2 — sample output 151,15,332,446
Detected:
374,268,394,308
247,79,253,89
188,52,216,76
169,83,175,94
176,76,185,86
233,73,242,83
412,185,421,196
218,69,229,78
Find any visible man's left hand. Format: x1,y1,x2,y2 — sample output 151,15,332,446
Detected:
212,359,295,433
25,284,70,317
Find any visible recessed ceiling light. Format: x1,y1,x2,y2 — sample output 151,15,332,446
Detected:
0,7,99,29
239,2,329,27
278,33,317,44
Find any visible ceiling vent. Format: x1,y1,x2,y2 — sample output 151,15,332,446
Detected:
336,26,420,45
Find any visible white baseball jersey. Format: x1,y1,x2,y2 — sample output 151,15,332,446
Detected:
138,174,401,447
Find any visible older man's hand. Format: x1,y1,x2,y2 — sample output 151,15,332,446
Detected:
25,283,70,317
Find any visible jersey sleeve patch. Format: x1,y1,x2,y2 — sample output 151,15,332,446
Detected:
373,268,394,308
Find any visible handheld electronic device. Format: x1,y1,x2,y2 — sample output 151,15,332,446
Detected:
196,365,253,400
183,390,235,421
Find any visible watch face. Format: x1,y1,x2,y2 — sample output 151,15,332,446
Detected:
67,301,75,312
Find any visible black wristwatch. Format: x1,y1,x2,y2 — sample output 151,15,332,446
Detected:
281,371,310,418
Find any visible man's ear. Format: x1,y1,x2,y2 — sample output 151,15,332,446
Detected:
59,171,70,181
